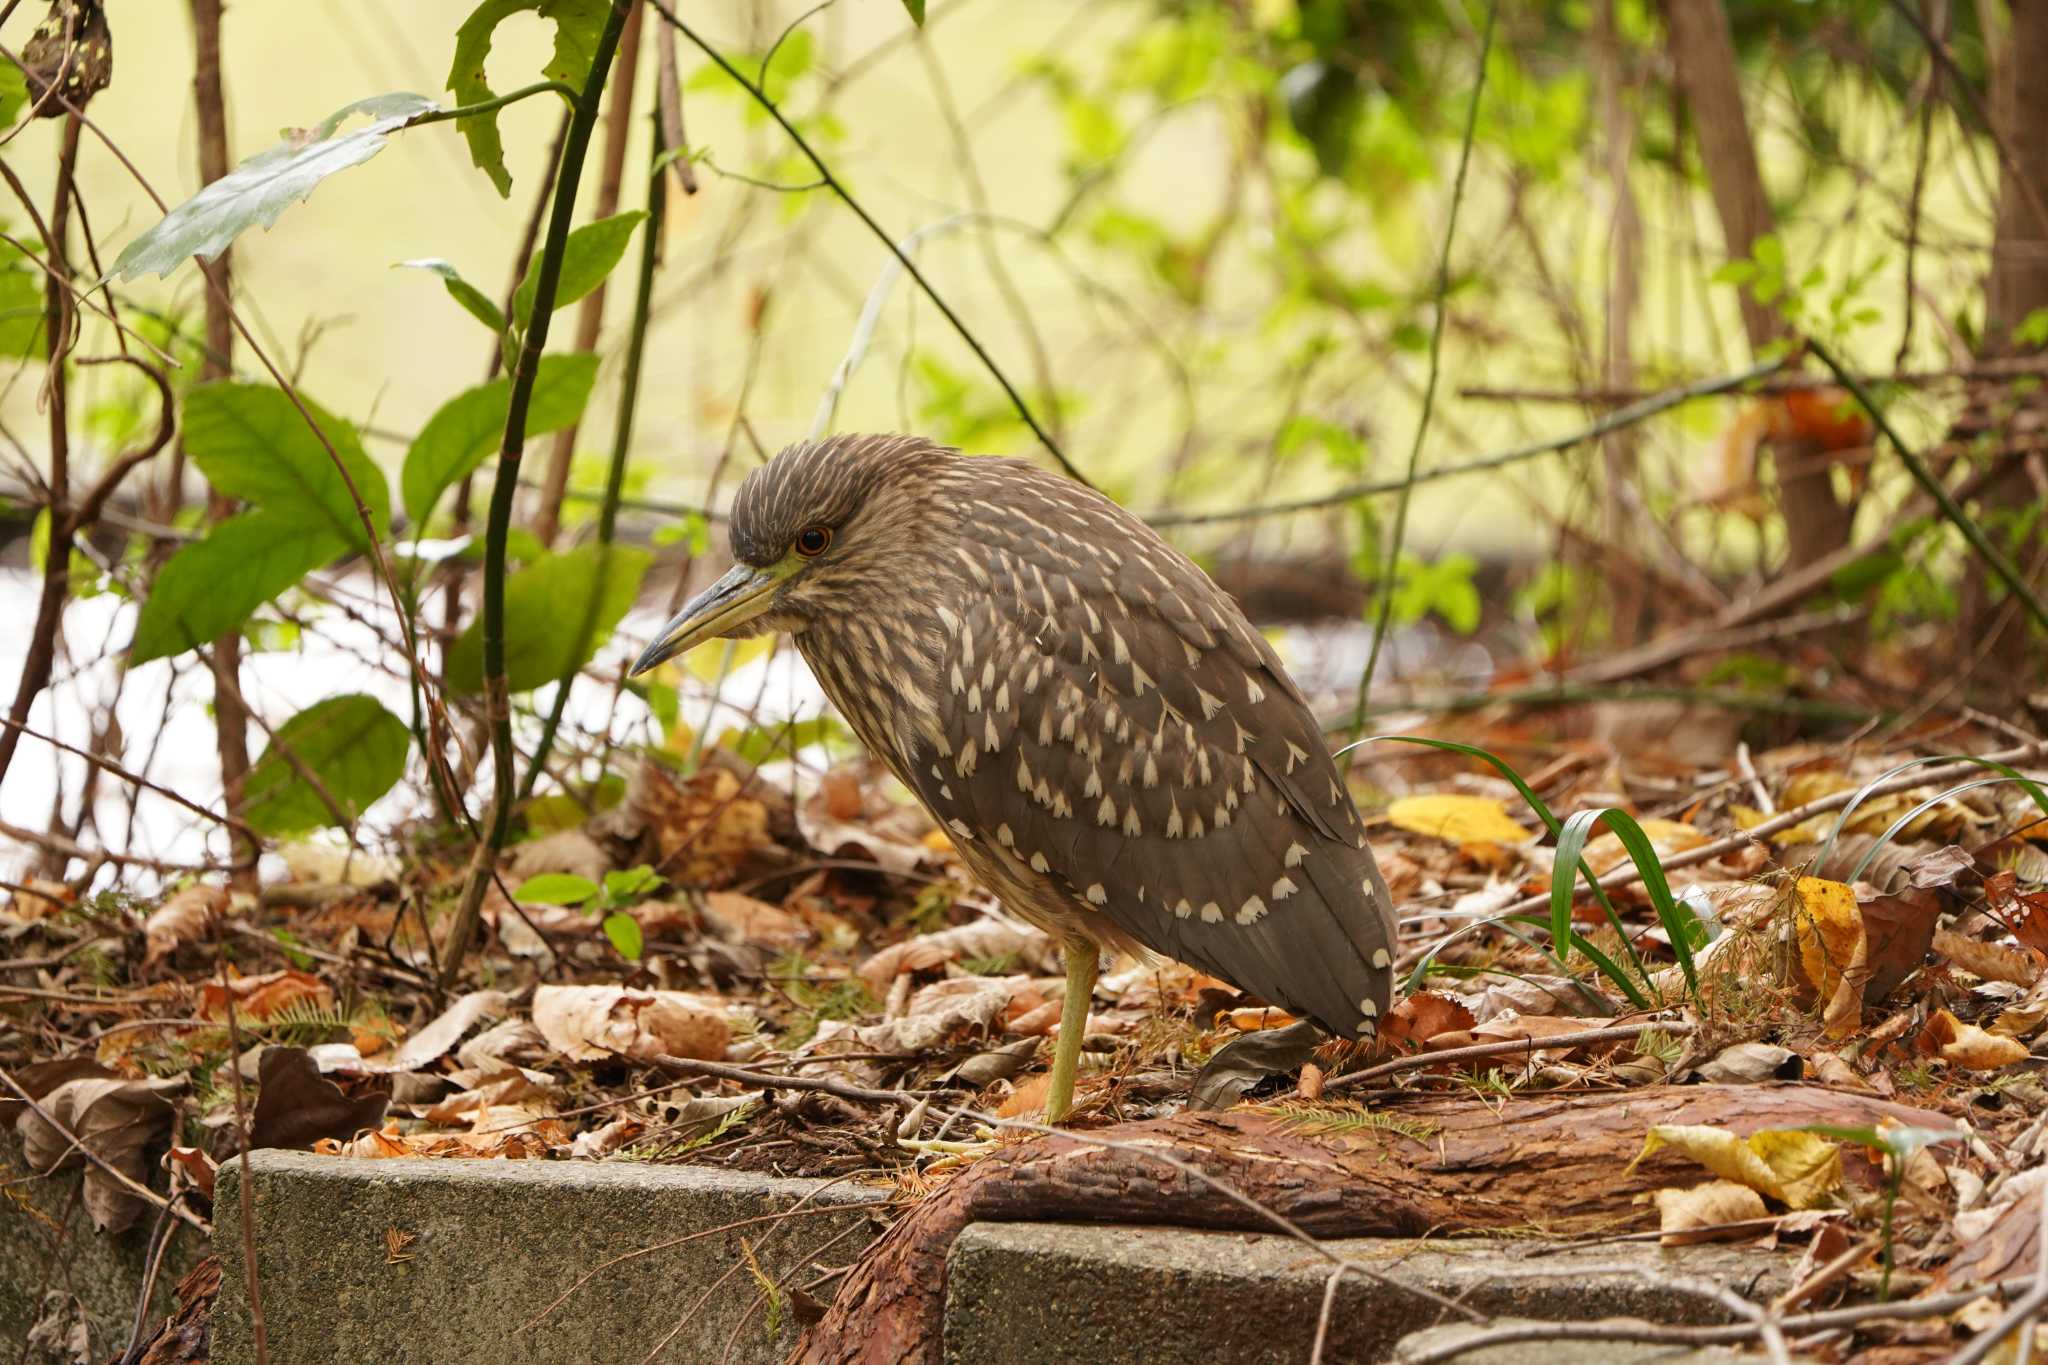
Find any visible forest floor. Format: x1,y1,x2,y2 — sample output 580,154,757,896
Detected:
7,680,2048,1362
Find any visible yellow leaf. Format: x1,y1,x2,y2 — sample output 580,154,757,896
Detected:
1652,1180,1767,1244
1793,876,1866,1038
1385,794,1533,847
922,829,954,854
1584,818,1707,875
1630,1124,1844,1211
1926,1008,2031,1071
685,634,774,685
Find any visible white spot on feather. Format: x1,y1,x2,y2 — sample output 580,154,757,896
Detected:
1271,875,1297,900
1085,883,1107,905
1284,842,1308,867
1371,947,1391,969
1236,896,1267,925
1029,851,1050,873
1199,902,1223,923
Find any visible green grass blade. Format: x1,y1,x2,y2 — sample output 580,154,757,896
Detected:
1845,775,2029,886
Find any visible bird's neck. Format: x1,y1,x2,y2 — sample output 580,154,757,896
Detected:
794,618,944,780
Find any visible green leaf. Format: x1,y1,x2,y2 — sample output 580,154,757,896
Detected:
395,257,507,335
448,0,607,196
2015,307,2048,350
513,872,599,905
445,543,652,693
108,94,436,282
129,511,345,664
401,352,599,526
602,911,643,961
511,211,647,327
900,0,926,25
183,383,389,546
0,240,43,358
602,865,663,905
0,57,27,126
244,695,411,836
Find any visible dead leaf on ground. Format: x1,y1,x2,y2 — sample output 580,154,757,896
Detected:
857,916,1053,992
1377,991,1478,1053
798,762,937,875
1629,1124,1843,1211
1988,869,2048,955
1422,1010,1602,1058
1584,819,1707,875
531,984,730,1062
1385,794,1534,847
1933,928,2042,987
1858,887,1941,1001
14,1075,183,1233
1652,1180,1768,1244
1791,876,1866,1038
1920,1009,2030,1071
1688,1042,1802,1084
142,885,227,968
367,990,511,1075
249,1046,391,1151
200,968,333,1023
165,1145,217,1199
314,1121,557,1159
699,891,812,951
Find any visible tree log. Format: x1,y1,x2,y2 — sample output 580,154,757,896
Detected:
797,1085,1950,1365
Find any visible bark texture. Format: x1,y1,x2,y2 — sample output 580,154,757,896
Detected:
797,1085,1949,1365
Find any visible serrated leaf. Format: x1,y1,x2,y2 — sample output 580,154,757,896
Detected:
511,211,646,327
401,352,598,525
244,695,411,837
513,873,598,905
445,543,651,693
448,0,608,196
129,511,345,664
108,93,437,282
183,383,389,546
602,911,643,962
395,258,507,335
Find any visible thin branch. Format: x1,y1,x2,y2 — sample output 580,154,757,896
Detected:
646,0,1088,485
1355,0,1496,726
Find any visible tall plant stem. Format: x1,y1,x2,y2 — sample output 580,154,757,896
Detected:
1351,0,1495,735
519,99,667,802
441,0,633,992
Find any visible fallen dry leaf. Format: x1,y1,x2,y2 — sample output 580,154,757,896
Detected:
1584,819,1707,875
14,1075,182,1233
141,885,227,968
531,984,730,1062
1922,1009,2030,1071
1792,876,1866,1038
1653,1180,1768,1244
201,968,333,1023
1629,1124,1844,1211
1988,869,2048,955
369,990,511,1075
857,916,1053,991
1934,928,2043,987
250,1046,391,1150
1378,991,1478,1053
1385,793,1533,847
700,891,812,951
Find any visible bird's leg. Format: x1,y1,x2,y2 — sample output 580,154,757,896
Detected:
1044,940,1099,1124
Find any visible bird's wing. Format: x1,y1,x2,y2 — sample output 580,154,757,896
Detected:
900,466,1396,1037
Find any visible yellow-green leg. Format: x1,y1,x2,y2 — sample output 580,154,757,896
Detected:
1044,941,1099,1123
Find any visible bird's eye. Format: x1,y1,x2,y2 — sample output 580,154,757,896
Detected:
794,525,832,558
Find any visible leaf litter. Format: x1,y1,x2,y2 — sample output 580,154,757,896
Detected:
8,710,2048,1357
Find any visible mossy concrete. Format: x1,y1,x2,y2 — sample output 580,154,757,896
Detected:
0,1135,205,1361
213,1150,888,1365
941,1222,1795,1365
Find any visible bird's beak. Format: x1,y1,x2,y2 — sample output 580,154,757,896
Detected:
630,562,783,676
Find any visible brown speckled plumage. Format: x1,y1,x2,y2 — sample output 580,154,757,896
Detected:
715,435,1398,1040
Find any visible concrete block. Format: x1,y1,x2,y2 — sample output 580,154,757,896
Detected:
1393,1320,1801,1364
942,1222,1793,1365
213,1150,887,1365
0,1135,204,1359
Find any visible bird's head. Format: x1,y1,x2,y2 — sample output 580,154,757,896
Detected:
629,434,951,676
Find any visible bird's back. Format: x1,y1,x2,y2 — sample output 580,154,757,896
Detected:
881,454,1398,1039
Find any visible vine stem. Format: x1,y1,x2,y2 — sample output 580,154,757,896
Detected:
519,96,668,802
1352,0,1496,738
441,0,633,992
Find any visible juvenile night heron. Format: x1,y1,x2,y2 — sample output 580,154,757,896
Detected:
632,435,1396,1121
